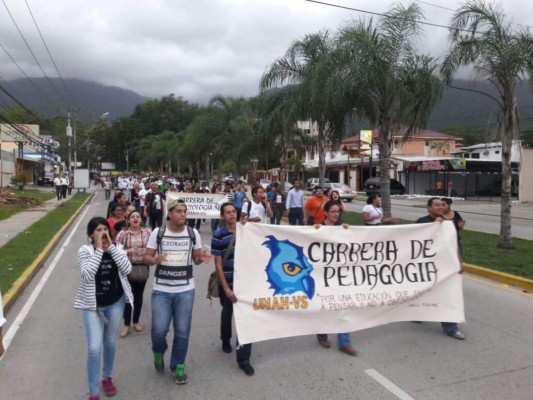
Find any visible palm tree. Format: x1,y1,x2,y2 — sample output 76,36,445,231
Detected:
441,0,533,249
335,2,441,217
260,31,346,187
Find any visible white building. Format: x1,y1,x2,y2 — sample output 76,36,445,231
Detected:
452,140,522,163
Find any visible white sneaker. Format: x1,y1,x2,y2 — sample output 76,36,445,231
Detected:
449,331,465,340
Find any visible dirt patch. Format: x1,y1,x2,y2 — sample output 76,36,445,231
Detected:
0,189,41,206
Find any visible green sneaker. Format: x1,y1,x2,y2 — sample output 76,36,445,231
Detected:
153,352,164,373
175,364,188,385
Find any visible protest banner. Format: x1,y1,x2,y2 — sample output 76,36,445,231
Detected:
166,192,227,219
233,221,464,344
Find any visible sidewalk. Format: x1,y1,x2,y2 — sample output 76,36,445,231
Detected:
0,186,93,248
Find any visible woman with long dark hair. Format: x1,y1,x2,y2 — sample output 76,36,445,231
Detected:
74,217,133,400
116,211,151,337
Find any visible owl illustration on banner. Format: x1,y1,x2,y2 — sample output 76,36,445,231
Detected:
262,235,315,299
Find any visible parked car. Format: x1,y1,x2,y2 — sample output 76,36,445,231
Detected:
306,177,331,191
223,176,235,185
364,177,406,196
259,179,271,190
323,182,357,202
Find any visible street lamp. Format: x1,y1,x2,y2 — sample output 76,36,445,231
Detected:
250,158,258,180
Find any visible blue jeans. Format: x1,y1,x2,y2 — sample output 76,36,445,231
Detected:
317,333,351,348
441,322,459,335
83,297,125,396
151,289,195,370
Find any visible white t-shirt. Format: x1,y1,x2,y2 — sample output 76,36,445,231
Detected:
243,200,267,223
0,290,6,327
146,226,202,293
362,204,383,225
139,188,149,207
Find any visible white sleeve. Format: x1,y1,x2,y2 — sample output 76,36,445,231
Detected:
146,228,159,250
193,229,202,250
242,203,249,215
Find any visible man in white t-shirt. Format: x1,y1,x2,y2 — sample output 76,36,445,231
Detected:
138,181,150,223
53,174,61,200
240,186,273,224
143,199,211,385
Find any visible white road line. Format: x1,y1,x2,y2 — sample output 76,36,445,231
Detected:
1,205,91,357
365,369,416,400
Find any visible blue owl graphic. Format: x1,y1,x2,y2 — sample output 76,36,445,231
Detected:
262,235,315,299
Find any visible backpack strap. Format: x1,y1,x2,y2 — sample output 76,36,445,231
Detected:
156,225,166,254
186,225,196,246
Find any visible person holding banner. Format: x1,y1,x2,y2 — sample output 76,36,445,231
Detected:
416,197,465,340
211,203,255,376
314,200,358,356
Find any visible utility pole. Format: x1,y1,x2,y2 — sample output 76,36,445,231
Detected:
66,112,72,172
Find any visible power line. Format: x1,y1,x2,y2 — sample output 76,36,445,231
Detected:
24,0,81,112
1,0,70,110
302,0,482,35
0,39,59,105
413,0,533,30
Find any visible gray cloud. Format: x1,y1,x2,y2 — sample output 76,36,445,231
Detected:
0,0,531,104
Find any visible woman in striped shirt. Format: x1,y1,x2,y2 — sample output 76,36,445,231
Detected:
74,217,133,400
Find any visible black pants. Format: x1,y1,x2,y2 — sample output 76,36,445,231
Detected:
219,283,252,364
61,185,67,199
55,186,61,200
123,279,147,325
149,212,163,231
288,207,304,225
187,218,201,230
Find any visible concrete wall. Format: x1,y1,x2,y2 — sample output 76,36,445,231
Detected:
519,147,533,202
0,149,15,187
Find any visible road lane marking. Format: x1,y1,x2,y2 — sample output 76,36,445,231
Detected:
1,205,91,358
365,369,416,400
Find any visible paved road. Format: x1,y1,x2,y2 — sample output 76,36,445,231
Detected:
1,189,532,399
344,197,533,240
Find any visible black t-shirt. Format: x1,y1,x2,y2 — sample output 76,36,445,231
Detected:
95,251,124,307
416,215,436,224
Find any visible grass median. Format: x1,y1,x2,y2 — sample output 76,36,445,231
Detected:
0,192,90,294
342,212,533,280
0,188,56,221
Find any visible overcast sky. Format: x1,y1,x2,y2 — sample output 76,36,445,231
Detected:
1,0,532,105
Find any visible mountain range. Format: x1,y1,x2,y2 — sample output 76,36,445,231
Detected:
1,78,150,124
2,78,533,136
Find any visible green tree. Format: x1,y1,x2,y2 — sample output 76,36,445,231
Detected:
260,31,346,187
441,0,533,249
334,2,441,217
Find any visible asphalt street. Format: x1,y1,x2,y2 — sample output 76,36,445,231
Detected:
1,189,532,400
344,197,533,240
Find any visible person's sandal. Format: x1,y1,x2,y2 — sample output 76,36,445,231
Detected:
120,326,130,338
133,323,143,332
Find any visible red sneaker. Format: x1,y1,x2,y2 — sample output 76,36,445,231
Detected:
101,377,117,397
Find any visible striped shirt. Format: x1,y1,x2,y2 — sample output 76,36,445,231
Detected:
74,244,134,310
210,226,235,282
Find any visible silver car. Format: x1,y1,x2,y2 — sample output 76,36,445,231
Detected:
323,182,357,202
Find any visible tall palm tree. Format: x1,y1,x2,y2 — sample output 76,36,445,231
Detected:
260,31,346,187
335,2,441,217
441,0,533,249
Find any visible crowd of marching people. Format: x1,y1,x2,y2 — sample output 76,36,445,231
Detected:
73,173,465,399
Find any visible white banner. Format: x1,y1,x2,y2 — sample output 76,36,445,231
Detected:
233,221,464,344
166,192,227,219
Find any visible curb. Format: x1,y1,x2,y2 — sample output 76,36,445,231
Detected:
464,263,533,292
2,192,94,312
